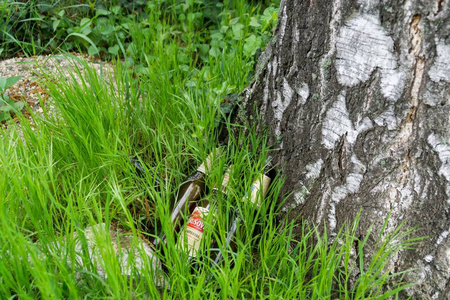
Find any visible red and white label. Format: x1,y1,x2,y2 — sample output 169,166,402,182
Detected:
178,207,210,257
187,209,206,232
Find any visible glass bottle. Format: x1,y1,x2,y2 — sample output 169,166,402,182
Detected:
151,148,221,248
177,167,231,259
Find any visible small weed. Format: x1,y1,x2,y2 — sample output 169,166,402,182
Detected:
0,75,24,122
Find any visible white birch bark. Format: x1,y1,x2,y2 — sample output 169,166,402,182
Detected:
241,0,450,297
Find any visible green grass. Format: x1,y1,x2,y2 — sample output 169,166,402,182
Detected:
0,0,417,299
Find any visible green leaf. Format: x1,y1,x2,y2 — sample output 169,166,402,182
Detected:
53,19,60,32
0,77,6,91
88,45,99,56
231,23,244,40
197,44,209,56
79,18,92,35
244,34,261,56
219,25,229,33
0,111,8,122
80,18,91,28
272,11,278,21
126,43,138,57
124,57,135,68
210,32,223,40
261,7,279,30
82,27,92,36
249,17,261,27
187,13,196,22
110,6,121,15
11,101,25,112
108,45,119,55
229,17,240,25
0,76,22,91
96,8,110,16
177,52,189,64
0,98,14,112
99,25,114,36
179,64,189,72
186,80,197,88
5,97,14,105
0,105,10,113
209,46,220,58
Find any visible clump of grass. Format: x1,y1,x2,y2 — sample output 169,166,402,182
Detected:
0,0,417,298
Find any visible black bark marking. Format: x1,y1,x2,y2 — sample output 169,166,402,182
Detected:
436,0,444,14
407,15,424,125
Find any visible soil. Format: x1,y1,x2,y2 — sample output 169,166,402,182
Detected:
0,54,114,130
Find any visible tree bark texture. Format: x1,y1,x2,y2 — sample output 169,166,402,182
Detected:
240,0,450,298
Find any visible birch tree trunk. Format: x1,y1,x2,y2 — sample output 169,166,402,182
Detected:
240,0,450,298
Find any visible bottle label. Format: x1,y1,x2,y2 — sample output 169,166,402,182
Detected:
186,207,207,232
179,207,210,257
197,148,221,174
244,174,271,206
